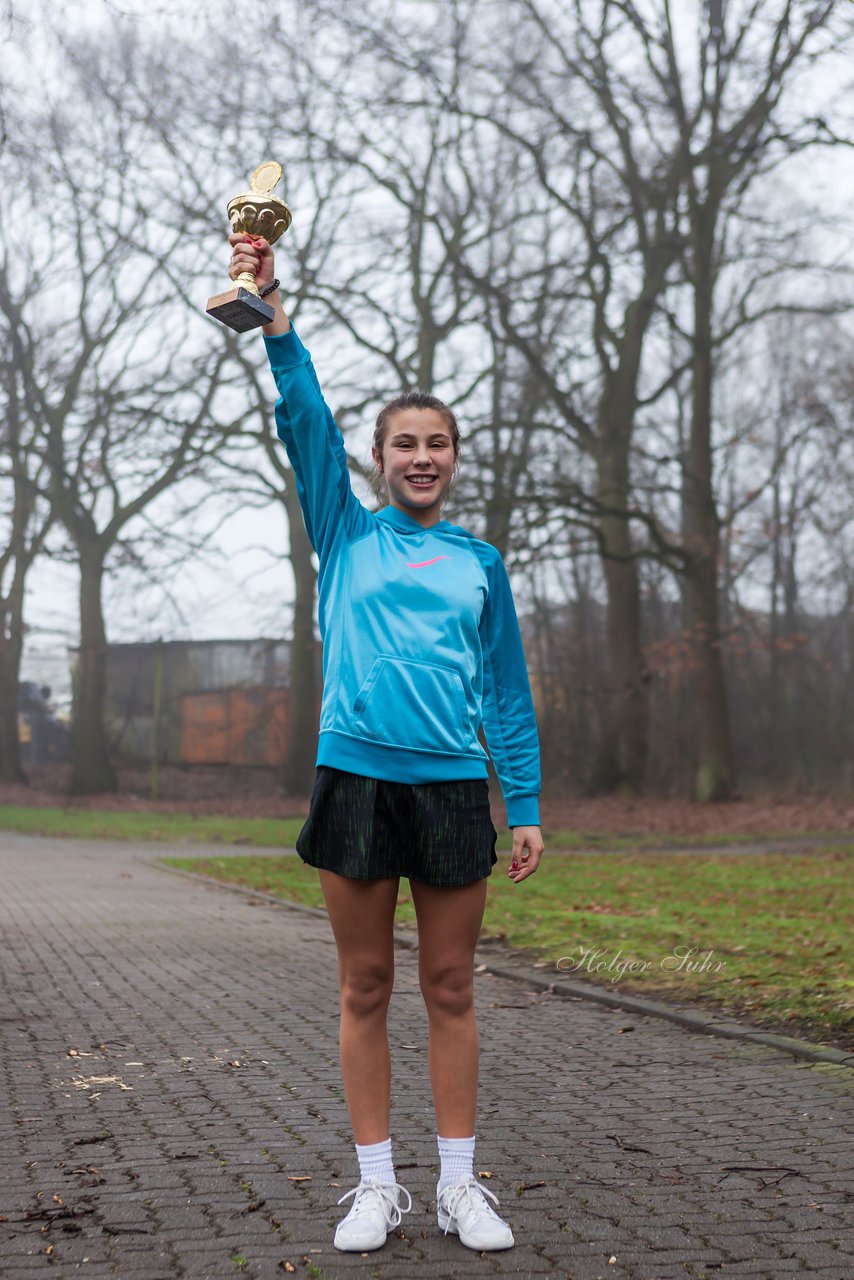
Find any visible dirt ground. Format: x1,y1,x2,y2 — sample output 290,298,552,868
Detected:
2,764,853,836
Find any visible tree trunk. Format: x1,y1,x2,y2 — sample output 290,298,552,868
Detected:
587,293,655,795
0,570,26,783
0,355,32,783
768,468,783,775
283,483,319,796
684,560,735,800
70,544,117,794
843,579,854,794
683,213,737,801
587,442,649,794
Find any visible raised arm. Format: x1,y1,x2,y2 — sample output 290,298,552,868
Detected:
228,234,372,562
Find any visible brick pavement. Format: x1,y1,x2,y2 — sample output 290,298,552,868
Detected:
0,831,851,1280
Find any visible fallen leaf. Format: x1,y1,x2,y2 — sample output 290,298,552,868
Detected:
72,1075,133,1091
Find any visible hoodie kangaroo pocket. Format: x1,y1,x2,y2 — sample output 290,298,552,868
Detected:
352,655,473,753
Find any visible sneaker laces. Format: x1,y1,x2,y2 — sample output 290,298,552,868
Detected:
439,1175,502,1236
337,1178,412,1229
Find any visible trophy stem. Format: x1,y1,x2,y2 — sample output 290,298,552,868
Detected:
236,270,260,297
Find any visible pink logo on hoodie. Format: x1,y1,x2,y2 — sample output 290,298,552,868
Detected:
406,555,451,569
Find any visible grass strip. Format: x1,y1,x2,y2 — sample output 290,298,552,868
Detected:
161,846,854,1052
0,803,843,854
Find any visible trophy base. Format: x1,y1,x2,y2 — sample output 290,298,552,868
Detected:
206,286,275,332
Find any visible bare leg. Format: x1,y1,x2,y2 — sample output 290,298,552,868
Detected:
318,869,401,1145
409,877,489,1136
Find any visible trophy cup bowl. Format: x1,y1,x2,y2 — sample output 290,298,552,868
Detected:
206,162,293,333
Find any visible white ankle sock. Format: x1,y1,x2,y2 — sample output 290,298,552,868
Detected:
437,1133,475,1190
355,1136,395,1185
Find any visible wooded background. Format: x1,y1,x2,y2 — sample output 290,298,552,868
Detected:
1,0,852,800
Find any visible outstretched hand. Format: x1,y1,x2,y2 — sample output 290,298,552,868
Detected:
507,825,544,883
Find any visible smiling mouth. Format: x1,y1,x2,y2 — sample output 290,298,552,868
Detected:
405,475,438,487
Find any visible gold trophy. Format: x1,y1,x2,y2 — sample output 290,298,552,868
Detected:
206,161,293,332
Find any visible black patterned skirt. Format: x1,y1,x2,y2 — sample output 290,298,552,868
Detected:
295,765,499,888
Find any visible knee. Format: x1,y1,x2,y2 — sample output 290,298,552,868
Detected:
420,964,474,1017
340,961,394,1018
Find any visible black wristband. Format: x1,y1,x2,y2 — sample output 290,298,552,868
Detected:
259,278,280,298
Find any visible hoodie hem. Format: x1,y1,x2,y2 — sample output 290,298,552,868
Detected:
316,730,489,784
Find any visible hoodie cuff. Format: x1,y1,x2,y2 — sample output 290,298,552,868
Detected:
506,795,540,828
263,324,311,371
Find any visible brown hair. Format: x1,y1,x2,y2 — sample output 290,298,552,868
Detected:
369,391,461,509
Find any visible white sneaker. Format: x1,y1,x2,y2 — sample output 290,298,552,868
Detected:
333,1177,413,1251
436,1174,515,1250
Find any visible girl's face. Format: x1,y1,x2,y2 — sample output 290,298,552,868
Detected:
372,408,456,526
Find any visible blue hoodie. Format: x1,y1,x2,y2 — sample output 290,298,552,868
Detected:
265,325,541,829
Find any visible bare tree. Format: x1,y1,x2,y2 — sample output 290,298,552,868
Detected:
0,22,243,793
420,0,851,798
98,7,409,797
0,333,54,781
721,315,854,785
620,0,849,797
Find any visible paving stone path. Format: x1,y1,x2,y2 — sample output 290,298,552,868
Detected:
0,832,851,1280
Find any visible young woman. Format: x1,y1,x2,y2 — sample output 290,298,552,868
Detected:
228,232,545,1254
